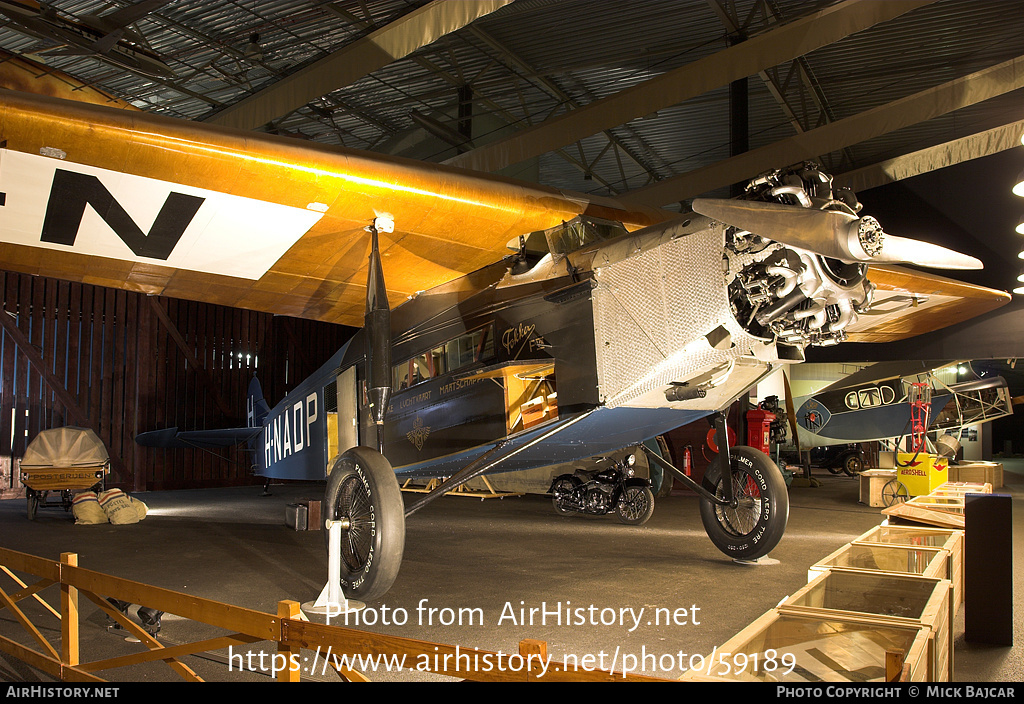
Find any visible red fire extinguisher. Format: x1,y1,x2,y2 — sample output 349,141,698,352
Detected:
681,445,692,476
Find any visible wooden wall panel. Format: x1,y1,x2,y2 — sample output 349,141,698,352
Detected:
0,270,353,496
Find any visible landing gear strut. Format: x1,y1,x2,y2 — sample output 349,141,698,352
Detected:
640,411,789,561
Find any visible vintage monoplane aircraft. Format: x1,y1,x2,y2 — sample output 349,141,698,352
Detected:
0,86,1010,600
0,0,174,78
791,360,1015,449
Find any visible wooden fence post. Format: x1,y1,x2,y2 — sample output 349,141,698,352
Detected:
60,553,79,668
277,600,302,682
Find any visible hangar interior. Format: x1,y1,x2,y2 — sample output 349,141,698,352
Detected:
0,0,1022,685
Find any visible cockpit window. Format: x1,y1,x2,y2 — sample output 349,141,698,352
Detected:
544,216,629,255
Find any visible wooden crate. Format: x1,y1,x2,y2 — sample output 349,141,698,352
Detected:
680,608,934,682
906,495,965,518
809,542,949,584
853,525,964,610
948,462,1002,489
778,569,954,681
882,501,964,529
932,481,992,496
859,469,897,508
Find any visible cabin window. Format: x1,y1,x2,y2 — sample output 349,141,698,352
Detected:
392,324,494,391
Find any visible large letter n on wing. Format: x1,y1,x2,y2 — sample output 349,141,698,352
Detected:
40,169,205,260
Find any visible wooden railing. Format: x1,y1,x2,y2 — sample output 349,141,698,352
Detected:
0,547,670,682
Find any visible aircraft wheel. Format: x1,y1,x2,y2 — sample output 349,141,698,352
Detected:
26,491,40,521
881,479,909,507
617,485,655,525
699,446,789,561
323,447,405,602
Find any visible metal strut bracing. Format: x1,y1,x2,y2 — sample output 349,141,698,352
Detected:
403,409,597,518
637,411,735,508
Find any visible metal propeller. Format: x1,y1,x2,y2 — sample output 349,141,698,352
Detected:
691,198,982,270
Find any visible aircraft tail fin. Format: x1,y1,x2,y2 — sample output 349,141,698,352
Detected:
247,376,270,429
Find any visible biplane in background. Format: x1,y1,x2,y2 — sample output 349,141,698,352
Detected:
0,88,1010,600
790,360,1015,451
0,0,174,78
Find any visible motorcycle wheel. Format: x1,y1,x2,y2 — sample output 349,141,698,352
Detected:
699,446,789,561
323,447,405,602
551,476,581,516
616,485,655,526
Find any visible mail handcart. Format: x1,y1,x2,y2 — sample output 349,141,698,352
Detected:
19,427,110,520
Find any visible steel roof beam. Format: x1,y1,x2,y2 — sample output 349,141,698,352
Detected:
444,0,933,173
619,55,1024,208
203,0,512,131
835,118,1024,194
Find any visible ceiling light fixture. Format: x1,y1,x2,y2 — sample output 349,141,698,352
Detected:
1015,169,1024,197
1017,215,1024,234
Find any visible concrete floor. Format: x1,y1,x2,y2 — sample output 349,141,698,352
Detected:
0,462,1020,684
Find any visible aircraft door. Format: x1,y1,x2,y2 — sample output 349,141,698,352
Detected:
336,365,359,458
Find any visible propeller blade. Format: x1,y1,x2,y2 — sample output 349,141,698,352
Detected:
867,233,982,269
692,198,982,270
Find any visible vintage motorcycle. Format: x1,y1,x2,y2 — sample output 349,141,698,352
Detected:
549,453,655,525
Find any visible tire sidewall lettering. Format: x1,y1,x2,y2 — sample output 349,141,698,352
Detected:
348,462,377,588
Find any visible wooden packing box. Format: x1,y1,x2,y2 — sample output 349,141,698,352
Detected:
859,469,897,508
948,462,1002,489
906,495,965,515
932,481,992,496
882,501,964,530
853,525,964,610
778,569,954,681
679,608,934,682
808,542,949,584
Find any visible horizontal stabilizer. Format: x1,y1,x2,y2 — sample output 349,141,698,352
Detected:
135,427,259,449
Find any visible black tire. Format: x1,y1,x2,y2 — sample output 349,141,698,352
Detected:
551,475,581,516
617,485,655,525
842,452,865,477
323,447,405,602
699,446,789,561
26,491,39,521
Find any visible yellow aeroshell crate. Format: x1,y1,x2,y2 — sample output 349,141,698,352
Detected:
896,453,949,496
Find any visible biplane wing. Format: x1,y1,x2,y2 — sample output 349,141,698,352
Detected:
0,88,1009,334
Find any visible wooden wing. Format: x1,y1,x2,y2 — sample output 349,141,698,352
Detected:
0,89,663,327
845,264,1010,343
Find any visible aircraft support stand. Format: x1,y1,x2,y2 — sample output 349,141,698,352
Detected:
304,519,365,619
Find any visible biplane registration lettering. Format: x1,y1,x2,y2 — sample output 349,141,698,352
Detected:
0,149,324,280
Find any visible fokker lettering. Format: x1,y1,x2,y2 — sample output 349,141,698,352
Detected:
501,322,536,355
